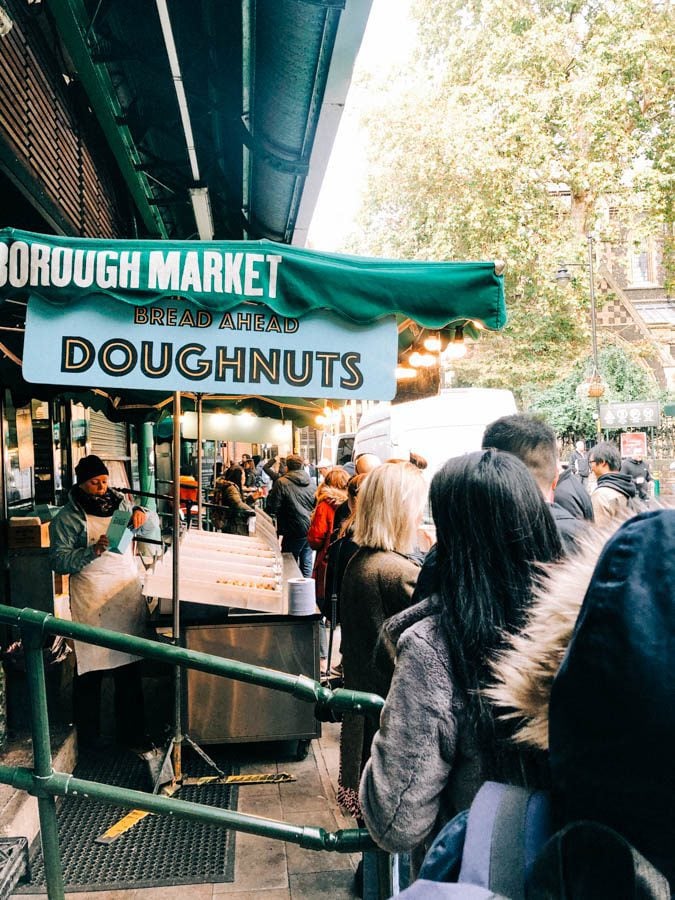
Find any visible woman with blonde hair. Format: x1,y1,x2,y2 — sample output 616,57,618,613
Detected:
337,461,428,820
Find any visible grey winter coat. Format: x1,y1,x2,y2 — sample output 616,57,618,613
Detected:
359,596,482,854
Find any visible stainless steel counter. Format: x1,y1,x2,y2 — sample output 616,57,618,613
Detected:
184,612,320,746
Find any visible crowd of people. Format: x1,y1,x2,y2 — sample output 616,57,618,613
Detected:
51,419,672,895
255,417,672,897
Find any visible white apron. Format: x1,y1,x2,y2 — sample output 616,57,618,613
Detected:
70,514,148,675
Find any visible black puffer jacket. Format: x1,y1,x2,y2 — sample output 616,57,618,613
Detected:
266,468,315,538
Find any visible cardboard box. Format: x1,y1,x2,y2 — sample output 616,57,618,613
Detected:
8,520,51,548
107,509,134,554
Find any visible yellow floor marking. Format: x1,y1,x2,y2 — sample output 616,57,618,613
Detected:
95,772,295,844
95,808,153,844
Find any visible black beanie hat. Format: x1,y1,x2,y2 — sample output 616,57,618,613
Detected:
75,455,109,485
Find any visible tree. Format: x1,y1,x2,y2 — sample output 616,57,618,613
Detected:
345,0,674,393
529,342,663,439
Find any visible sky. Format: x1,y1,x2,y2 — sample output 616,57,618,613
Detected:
306,0,415,252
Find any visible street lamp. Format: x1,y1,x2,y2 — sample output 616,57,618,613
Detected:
556,233,604,429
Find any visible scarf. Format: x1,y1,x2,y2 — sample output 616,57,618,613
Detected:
73,486,122,517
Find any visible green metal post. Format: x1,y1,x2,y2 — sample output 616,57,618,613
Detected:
138,421,157,511
23,624,65,900
0,765,376,853
172,391,183,780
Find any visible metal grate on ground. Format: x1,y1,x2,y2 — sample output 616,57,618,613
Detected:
16,746,239,893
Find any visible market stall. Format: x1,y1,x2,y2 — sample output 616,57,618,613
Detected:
0,227,507,762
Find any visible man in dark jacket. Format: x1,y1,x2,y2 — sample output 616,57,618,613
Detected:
588,442,637,525
620,454,652,501
553,466,594,522
568,440,590,488
482,414,586,555
266,453,315,576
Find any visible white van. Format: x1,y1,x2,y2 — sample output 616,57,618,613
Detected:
353,389,518,479
320,431,355,467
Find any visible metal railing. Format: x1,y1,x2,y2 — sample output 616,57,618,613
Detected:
0,604,391,900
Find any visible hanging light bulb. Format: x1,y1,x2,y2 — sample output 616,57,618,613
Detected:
409,351,437,368
423,334,442,352
395,365,417,380
442,326,467,360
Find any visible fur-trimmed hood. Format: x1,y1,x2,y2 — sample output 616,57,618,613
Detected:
486,524,619,751
315,483,348,507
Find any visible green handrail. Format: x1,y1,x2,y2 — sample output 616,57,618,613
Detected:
0,603,387,900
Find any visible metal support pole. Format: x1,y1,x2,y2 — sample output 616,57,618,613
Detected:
23,626,65,900
587,233,602,433
138,421,157,511
196,394,203,531
172,391,182,780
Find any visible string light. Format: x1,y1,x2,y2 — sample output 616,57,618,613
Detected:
423,334,442,352
409,351,437,368
395,365,417,380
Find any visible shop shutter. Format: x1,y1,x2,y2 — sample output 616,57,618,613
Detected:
89,411,129,460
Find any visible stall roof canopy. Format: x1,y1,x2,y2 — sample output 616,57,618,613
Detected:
0,229,506,421
0,229,506,328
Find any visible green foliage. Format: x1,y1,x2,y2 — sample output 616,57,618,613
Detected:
343,0,674,394
528,343,662,438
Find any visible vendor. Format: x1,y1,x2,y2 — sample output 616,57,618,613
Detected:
49,454,159,750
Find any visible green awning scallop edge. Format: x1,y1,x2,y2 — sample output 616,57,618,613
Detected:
0,228,507,331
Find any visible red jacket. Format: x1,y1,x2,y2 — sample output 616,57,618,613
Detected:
307,486,347,602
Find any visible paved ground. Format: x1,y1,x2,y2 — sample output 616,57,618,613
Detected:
15,719,360,900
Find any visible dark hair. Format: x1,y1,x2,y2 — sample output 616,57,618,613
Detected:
225,465,244,493
482,414,557,491
285,453,304,472
588,441,621,472
431,449,563,774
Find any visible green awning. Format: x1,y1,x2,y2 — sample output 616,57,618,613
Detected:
0,229,506,330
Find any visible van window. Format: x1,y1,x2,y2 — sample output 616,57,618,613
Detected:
336,435,354,466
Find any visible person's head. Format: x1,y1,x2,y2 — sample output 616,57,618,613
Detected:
354,452,382,475
241,454,251,463
353,462,427,553
337,473,368,539
482,414,558,499
75,455,109,495
252,455,261,466
225,465,244,492
431,449,563,761
588,441,621,476
347,473,367,510
575,440,585,453
285,453,304,472
409,451,428,470
323,467,349,491
316,458,332,476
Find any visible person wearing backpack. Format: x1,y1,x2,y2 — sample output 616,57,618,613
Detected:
358,450,563,863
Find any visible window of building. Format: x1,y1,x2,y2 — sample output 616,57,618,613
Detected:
629,241,657,286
